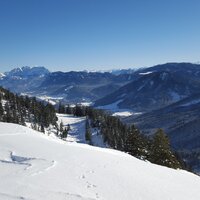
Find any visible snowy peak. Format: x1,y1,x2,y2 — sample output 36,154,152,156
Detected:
0,66,50,93
0,73,5,79
110,68,135,75
5,66,50,78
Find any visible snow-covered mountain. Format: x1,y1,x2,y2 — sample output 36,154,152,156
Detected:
1,122,200,200
95,63,200,112
109,68,136,75
1,63,200,106
4,66,50,78
0,66,50,93
0,67,136,102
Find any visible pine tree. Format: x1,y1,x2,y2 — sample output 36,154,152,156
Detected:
67,124,70,131
4,102,12,122
60,121,64,133
61,127,68,139
124,125,148,159
74,105,83,116
85,118,92,143
0,101,4,121
149,129,182,169
41,124,45,133
66,104,73,114
58,102,65,113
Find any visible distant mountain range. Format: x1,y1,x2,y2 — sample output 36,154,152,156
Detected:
1,62,200,111
0,66,137,103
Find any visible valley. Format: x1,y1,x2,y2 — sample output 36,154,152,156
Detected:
1,63,200,174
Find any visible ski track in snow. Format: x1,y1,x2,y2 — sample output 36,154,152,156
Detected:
49,191,97,200
0,149,56,177
0,192,31,200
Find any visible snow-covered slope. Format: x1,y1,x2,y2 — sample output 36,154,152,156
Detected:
57,114,106,148
57,113,86,143
0,122,200,200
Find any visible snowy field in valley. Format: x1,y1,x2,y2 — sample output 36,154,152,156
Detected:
1,122,200,200
56,114,106,147
57,113,86,143
96,100,142,117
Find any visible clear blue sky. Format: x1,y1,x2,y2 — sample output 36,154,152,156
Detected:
0,0,200,72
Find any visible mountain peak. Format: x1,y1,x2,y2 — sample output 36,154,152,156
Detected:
5,66,50,78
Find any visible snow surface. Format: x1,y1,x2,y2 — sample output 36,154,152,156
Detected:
181,99,200,107
97,101,136,117
112,111,133,117
0,72,5,79
139,71,153,75
1,122,200,200
36,95,64,105
57,114,106,147
112,111,143,117
79,102,93,107
57,114,86,143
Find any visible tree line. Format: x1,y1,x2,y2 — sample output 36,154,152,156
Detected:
0,87,57,132
58,103,185,169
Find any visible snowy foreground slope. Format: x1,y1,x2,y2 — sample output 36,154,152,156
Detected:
1,123,200,200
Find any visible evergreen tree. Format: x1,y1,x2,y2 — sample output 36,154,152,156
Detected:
67,124,70,131
60,121,64,133
0,87,58,132
125,125,148,159
66,104,73,114
58,102,65,113
4,102,12,122
61,127,68,139
85,118,92,143
0,101,4,120
74,105,84,116
149,129,182,169
41,124,45,133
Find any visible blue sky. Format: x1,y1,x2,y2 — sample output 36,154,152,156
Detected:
0,0,200,72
